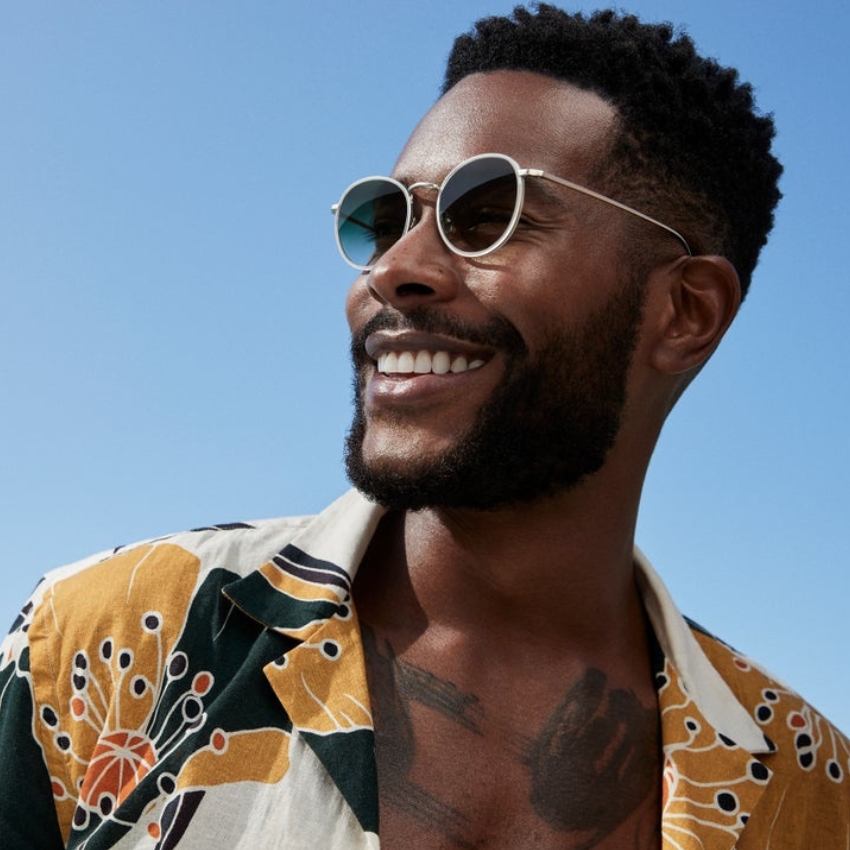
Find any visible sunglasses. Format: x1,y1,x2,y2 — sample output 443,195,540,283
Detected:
332,152,692,271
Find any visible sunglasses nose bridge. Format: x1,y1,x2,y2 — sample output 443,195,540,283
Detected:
407,180,440,194
376,193,452,269
393,180,442,247
405,181,440,225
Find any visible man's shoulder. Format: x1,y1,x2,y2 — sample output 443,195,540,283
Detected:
47,513,315,595
3,514,317,669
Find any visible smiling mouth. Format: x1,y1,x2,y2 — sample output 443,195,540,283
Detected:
376,350,487,376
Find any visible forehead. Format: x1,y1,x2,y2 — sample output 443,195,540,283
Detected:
394,70,618,182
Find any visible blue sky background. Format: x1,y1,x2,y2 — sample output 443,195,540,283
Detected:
2,1,848,731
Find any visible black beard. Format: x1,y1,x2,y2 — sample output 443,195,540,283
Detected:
344,281,645,511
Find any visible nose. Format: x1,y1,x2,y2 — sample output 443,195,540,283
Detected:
364,208,462,309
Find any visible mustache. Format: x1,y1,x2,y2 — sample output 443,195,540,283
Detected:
350,307,527,364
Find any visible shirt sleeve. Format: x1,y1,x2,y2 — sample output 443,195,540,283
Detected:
0,601,66,848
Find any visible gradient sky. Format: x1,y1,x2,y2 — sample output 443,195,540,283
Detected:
2,1,848,731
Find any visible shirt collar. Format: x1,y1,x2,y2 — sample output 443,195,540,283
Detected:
634,546,771,754
228,489,769,753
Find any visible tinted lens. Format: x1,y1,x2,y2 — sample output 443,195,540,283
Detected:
438,157,520,255
336,179,409,268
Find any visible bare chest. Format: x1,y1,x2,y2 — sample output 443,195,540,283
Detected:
363,629,662,850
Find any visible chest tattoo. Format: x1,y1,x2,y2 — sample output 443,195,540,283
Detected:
362,626,660,849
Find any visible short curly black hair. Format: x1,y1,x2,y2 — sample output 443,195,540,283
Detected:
443,4,782,297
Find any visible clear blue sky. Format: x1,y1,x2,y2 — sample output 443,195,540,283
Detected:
2,1,848,731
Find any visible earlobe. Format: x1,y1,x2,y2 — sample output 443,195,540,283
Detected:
650,255,741,376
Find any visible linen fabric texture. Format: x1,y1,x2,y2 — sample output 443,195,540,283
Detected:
1,489,847,849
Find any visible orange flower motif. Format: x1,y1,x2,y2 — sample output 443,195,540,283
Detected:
79,730,158,810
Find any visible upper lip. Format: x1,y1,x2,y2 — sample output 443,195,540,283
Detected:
365,330,493,362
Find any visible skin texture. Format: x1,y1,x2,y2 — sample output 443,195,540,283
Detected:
346,71,740,849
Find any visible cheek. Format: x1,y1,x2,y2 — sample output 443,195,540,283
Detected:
474,246,624,337
465,257,576,340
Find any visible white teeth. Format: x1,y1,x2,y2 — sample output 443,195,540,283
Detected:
432,351,451,374
377,350,485,376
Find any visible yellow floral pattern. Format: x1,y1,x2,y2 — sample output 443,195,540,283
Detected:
28,543,203,838
659,629,850,849
2,491,848,848
265,606,373,735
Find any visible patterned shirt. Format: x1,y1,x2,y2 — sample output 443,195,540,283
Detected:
1,489,848,849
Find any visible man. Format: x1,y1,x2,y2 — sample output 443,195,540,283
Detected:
1,5,846,849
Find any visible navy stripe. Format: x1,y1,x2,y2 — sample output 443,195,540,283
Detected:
271,544,351,591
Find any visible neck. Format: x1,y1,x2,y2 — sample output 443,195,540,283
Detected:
355,452,651,657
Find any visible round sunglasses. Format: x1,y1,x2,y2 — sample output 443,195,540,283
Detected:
331,152,692,271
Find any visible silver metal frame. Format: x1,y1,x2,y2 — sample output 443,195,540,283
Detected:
332,152,692,270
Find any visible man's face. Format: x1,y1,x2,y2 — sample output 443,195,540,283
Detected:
344,72,645,511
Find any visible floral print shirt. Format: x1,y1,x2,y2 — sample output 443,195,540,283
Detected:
1,489,848,848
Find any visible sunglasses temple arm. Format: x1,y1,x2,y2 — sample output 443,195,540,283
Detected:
525,169,692,256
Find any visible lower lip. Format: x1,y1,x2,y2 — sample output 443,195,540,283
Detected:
365,364,492,408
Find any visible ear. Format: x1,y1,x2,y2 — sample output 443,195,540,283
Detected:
649,255,741,376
